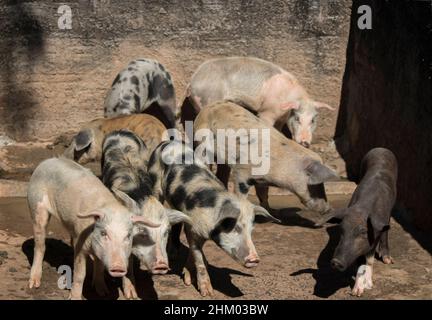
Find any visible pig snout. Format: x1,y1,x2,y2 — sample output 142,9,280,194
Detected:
151,260,170,275
300,141,310,148
331,258,347,272
108,265,127,277
244,253,260,268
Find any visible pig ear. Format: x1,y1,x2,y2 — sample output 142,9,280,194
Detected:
131,215,160,228
304,160,339,185
315,208,348,227
313,101,335,111
253,206,281,223
112,188,140,212
166,209,192,226
77,210,104,221
280,101,300,111
219,200,241,220
74,129,93,151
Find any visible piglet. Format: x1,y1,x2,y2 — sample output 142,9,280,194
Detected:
316,147,398,296
27,158,159,299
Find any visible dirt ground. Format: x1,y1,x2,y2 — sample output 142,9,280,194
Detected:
0,194,431,300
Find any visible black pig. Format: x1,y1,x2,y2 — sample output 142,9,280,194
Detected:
316,147,397,296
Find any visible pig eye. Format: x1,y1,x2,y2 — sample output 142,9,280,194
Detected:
220,218,237,232
100,230,107,237
294,115,300,122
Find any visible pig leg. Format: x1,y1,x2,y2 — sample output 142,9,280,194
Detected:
183,227,213,297
377,230,394,264
351,252,374,297
255,185,270,208
92,258,109,297
295,183,332,214
69,251,87,300
122,257,138,299
29,200,50,289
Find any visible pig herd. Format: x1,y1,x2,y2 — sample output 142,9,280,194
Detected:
26,57,398,299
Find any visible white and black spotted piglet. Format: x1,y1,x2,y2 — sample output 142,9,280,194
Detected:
104,59,177,128
101,130,190,298
147,140,279,297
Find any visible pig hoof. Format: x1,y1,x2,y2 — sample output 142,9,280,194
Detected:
123,284,138,300
28,276,41,289
198,279,214,297
351,286,365,297
68,293,83,300
382,255,394,264
183,268,192,286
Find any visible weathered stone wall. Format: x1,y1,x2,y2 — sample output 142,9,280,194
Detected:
335,0,432,231
0,1,350,159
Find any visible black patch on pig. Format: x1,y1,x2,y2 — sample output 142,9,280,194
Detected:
116,130,145,148
180,165,202,183
103,138,120,152
131,76,139,86
126,169,154,202
170,186,187,209
247,178,256,186
157,63,165,71
147,75,155,100
153,74,173,100
134,94,141,110
147,152,157,170
147,172,157,189
165,167,178,189
185,188,217,210
238,182,249,194
111,74,121,86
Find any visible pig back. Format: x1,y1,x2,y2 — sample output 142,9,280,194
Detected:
100,114,167,154
29,158,117,228
190,57,285,108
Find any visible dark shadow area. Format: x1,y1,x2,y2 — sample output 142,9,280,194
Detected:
392,207,432,255
207,264,253,298
130,257,158,300
256,206,318,229
290,225,354,298
0,1,45,140
144,101,172,129
22,238,73,269
334,0,432,241
168,241,253,298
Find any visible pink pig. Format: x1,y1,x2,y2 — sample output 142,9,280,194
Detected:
180,56,334,148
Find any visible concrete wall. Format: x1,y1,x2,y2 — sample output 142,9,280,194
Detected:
336,0,432,231
0,0,350,166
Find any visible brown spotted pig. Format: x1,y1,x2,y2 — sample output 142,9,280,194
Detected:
64,114,167,164
193,101,338,214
